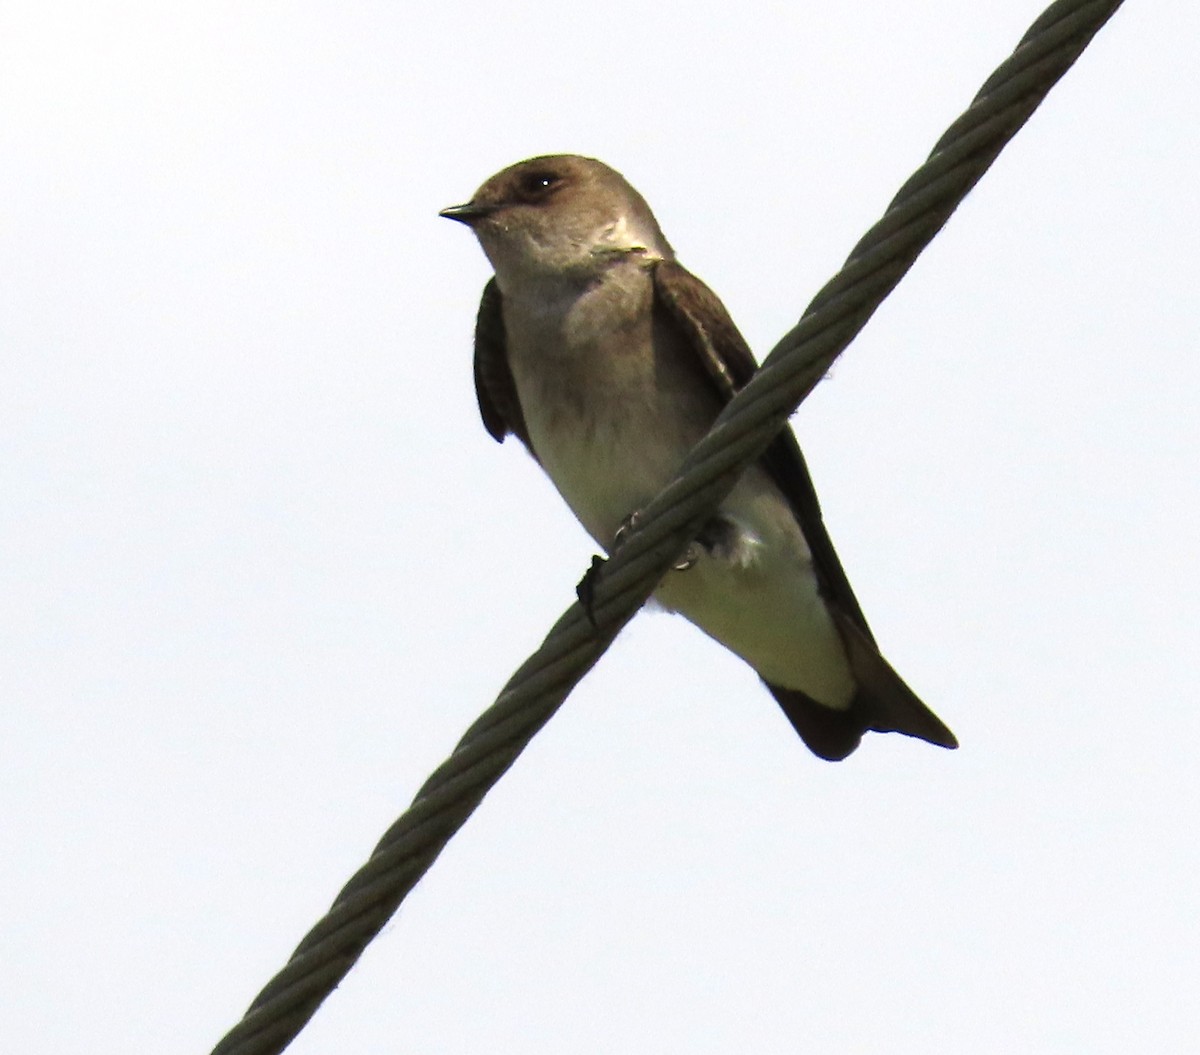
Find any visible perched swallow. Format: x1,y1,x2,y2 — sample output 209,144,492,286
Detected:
441,154,955,760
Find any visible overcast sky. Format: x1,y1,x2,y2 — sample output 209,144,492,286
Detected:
4,3,1197,1053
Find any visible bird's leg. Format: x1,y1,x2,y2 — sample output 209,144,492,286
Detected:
615,509,702,571
577,508,708,629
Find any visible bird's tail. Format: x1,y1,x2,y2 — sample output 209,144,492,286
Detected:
766,611,957,761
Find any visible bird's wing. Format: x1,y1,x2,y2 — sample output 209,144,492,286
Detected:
651,258,956,759
472,278,536,458
650,258,873,639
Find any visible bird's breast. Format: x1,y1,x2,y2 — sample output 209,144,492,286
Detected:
510,341,696,546
504,271,711,546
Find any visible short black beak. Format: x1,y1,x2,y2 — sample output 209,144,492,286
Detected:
438,201,494,225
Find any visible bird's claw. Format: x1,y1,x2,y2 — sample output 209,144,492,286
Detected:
672,544,699,572
611,509,641,551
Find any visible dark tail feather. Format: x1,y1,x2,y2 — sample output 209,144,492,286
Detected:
766,612,957,762
766,684,869,761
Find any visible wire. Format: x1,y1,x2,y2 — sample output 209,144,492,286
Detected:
209,3,1126,1051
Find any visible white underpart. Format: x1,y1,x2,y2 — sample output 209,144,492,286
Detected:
502,261,856,709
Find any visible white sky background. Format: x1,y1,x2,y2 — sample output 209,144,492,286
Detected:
2,2,1196,1052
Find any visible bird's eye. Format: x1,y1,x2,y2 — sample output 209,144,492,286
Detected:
517,171,561,200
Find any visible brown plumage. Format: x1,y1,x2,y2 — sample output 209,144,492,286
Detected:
448,155,956,761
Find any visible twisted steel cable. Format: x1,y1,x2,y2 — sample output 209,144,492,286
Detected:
210,2,1125,1051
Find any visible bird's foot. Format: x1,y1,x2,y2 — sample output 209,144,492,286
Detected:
614,509,701,572
578,508,710,627
574,508,648,629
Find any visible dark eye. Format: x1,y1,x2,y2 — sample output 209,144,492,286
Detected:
517,171,561,200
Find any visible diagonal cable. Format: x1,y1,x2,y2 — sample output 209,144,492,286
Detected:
209,2,1125,1051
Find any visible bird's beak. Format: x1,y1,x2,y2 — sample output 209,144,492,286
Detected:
438,201,495,225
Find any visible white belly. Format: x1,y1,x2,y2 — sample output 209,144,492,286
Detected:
653,471,856,707
501,266,855,708
515,361,855,707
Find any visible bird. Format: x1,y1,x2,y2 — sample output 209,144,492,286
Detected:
440,154,955,761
